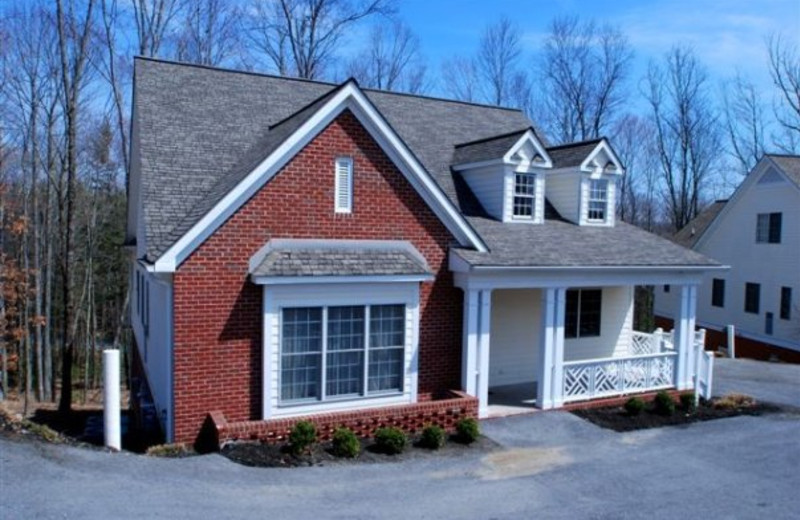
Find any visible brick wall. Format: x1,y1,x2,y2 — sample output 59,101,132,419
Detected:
655,316,800,363
205,390,478,448
172,110,463,444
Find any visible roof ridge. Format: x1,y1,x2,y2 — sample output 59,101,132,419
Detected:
267,82,344,130
134,55,525,114
546,137,604,151
454,127,532,148
764,152,800,159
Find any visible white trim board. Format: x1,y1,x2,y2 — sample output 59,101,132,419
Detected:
150,81,487,272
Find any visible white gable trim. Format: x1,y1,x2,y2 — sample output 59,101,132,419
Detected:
503,129,553,169
151,81,488,272
580,139,624,175
693,156,800,250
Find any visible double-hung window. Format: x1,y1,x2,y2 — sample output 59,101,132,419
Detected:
280,304,405,404
565,289,602,338
711,279,725,308
780,287,792,320
744,283,760,314
756,212,782,243
587,179,608,221
513,173,536,218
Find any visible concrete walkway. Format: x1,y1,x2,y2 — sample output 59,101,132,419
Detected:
1,359,798,520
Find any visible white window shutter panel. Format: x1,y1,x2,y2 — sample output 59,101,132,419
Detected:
335,157,353,213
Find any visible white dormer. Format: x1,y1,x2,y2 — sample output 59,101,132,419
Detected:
452,129,552,224
545,138,624,227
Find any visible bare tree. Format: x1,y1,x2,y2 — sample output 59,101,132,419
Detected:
722,73,767,174
98,0,129,176
131,0,182,57
644,46,721,232
539,16,633,144
477,17,523,106
345,20,426,93
767,34,800,154
175,0,240,66
440,55,479,102
247,0,392,80
613,114,660,231
55,0,95,413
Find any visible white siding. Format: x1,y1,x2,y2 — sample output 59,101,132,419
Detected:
460,166,506,220
564,286,633,361
489,289,542,386
545,172,581,223
683,166,800,350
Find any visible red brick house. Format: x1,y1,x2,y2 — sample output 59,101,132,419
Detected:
128,58,722,445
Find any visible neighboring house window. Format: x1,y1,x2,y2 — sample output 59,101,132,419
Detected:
565,289,602,338
663,285,670,293
712,279,725,308
513,173,536,218
587,179,608,221
756,212,782,243
780,287,792,320
280,304,404,404
744,283,760,314
765,312,774,335
334,157,353,213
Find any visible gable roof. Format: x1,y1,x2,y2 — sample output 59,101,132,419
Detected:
133,57,534,263
673,200,727,249
767,154,800,187
546,139,602,169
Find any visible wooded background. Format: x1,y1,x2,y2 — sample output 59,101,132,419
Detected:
0,0,797,414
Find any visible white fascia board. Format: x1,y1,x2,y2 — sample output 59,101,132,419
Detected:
503,129,553,169
251,274,434,285
580,139,625,175
151,83,487,273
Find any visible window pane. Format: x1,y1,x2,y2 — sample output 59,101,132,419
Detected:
765,312,774,335
769,213,782,243
756,213,769,243
368,305,405,393
565,290,579,339
280,353,320,401
327,351,363,397
780,287,792,320
282,307,322,353
281,307,322,402
579,289,602,337
588,180,607,221
326,306,365,397
712,279,725,308
327,306,364,351
745,283,760,314
513,173,535,218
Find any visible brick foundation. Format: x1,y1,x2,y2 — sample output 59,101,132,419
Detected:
561,389,690,411
655,316,800,364
203,390,478,448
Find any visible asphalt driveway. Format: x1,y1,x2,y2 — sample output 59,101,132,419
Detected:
1,359,799,520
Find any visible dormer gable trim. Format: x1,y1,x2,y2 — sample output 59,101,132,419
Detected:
452,128,552,172
580,139,624,176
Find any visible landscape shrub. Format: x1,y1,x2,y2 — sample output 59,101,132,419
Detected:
288,421,317,455
624,397,646,416
331,428,360,458
146,443,192,457
680,393,696,412
419,424,445,450
653,391,676,416
455,417,480,444
713,393,755,410
374,427,407,455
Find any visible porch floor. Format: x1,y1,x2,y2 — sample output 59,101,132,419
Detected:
487,382,539,418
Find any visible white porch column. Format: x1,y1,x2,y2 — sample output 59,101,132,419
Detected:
537,288,559,409
673,284,698,390
476,289,492,418
550,288,567,408
461,289,479,396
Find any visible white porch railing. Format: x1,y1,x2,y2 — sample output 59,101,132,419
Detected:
629,329,673,355
563,351,678,402
695,329,714,401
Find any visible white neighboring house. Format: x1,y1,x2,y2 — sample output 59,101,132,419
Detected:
655,155,800,361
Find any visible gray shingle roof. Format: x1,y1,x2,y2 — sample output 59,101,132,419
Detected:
767,154,800,187
451,129,529,165
546,139,602,169
134,57,532,260
454,216,719,267
249,239,431,278
673,200,727,249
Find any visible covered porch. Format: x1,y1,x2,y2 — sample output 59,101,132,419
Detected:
452,264,715,418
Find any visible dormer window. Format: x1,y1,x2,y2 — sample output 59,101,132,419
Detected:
587,179,608,221
513,173,536,218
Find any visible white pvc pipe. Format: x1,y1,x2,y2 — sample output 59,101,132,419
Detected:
103,349,121,451
726,324,736,359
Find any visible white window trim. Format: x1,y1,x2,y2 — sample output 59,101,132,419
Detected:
262,282,420,419
586,178,609,223
334,156,353,214
511,172,537,220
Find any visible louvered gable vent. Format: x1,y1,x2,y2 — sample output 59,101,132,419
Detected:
334,157,353,213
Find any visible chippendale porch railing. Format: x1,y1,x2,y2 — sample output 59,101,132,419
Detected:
563,330,677,403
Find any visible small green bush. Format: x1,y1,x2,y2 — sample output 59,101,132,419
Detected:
374,427,407,455
146,443,192,457
653,391,676,416
680,393,696,412
288,420,317,455
331,428,360,458
624,397,646,416
455,417,480,444
419,424,446,450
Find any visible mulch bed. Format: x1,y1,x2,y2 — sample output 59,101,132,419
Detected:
571,398,783,432
221,434,497,468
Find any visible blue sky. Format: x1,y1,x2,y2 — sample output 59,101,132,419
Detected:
394,0,799,95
